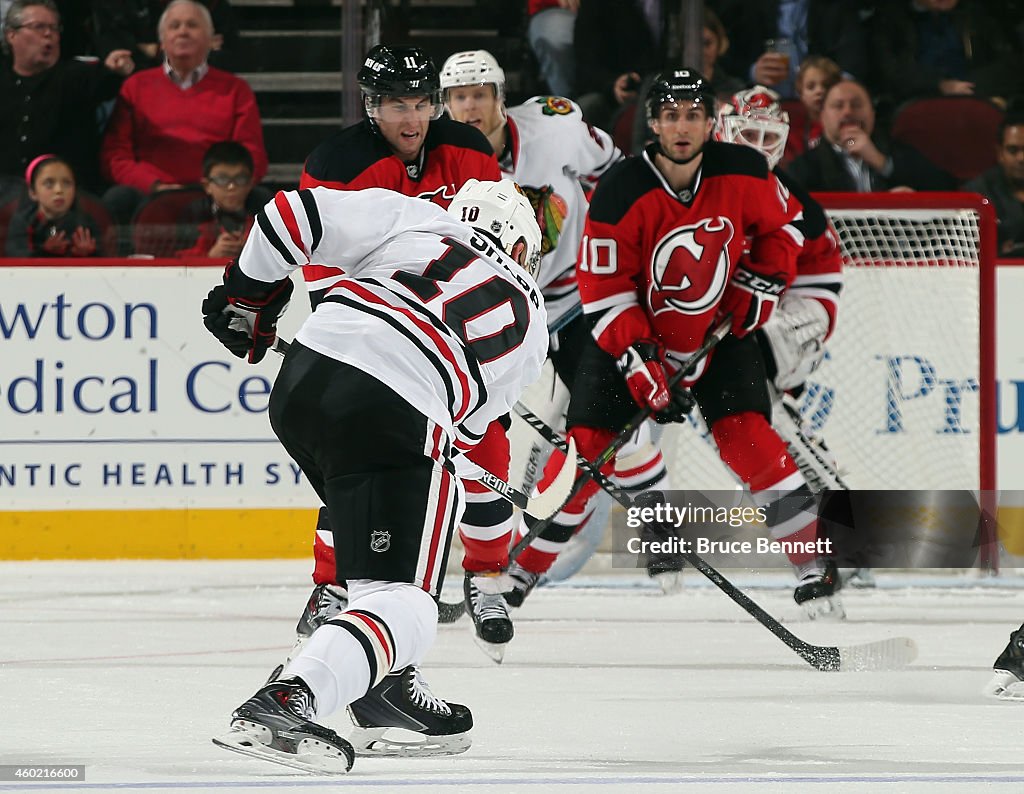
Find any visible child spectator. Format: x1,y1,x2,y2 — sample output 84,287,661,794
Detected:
5,154,101,257
784,55,842,163
175,141,262,258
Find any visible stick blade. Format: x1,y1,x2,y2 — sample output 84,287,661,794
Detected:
838,636,918,672
437,599,466,623
524,438,577,519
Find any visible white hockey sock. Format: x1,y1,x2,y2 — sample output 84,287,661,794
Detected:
284,579,438,718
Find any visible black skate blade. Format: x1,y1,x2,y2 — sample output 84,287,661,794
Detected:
213,724,353,775
348,726,471,757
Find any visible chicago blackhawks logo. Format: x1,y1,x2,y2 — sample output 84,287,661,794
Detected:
416,183,457,204
535,96,574,116
521,184,568,255
649,218,734,316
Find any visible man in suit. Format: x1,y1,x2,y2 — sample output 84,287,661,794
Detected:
788,78,954,192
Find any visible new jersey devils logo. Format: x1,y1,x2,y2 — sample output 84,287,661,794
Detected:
649,217,734,316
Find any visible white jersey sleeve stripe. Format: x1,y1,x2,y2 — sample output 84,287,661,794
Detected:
582,291,638,314
590,302,634,341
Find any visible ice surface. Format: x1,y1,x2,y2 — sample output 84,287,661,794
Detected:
1,560,1023,793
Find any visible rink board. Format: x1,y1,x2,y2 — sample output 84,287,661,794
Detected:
2,262,1024,558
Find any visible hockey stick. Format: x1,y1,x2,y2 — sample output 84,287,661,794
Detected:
515,407,918,672
270,337,577,519
506,318,733,563
444,318,729,624
771,387,850,492
437,399,637,625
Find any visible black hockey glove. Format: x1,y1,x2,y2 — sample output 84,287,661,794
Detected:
651,384,696,425
202,263,293,364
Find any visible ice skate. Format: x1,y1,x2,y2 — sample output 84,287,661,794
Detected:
213,678,354,775
267,583,349,683
630,491,685,593
464,573,513,663
983,623,1024,700
794,559,845,620
503,561,541,608
639,516,685,594
347,665,473,756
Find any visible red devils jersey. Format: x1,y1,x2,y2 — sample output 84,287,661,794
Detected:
774,168,843,338
579,141,803,377
298,117,500,306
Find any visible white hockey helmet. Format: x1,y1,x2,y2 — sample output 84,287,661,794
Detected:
448,178,542,278
716,85,790,169
439,49,506,101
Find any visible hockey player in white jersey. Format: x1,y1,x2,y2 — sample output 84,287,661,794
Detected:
202,179,548,774
441,51,687,637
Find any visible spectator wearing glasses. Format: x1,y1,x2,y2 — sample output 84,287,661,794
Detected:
100,0,266,229
0,0,134,199
176,140,266,259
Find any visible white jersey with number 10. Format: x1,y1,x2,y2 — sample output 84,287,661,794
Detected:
238,186,549,452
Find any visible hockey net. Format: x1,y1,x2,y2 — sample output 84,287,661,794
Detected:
503,192,997,571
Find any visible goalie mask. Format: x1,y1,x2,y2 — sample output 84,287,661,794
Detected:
716,85,790,169
448,179,543,279
357,45,444,122
440,49,506,102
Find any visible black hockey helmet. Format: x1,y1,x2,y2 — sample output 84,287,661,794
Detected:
358,44,442,98
645,68,715,123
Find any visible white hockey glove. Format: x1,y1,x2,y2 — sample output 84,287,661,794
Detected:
759,294,830,391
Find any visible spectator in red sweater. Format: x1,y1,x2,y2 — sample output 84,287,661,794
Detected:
99,0,266,235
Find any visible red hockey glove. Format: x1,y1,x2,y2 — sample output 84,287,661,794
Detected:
202,263,293,364
719,264,788,337
617,339,672,413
